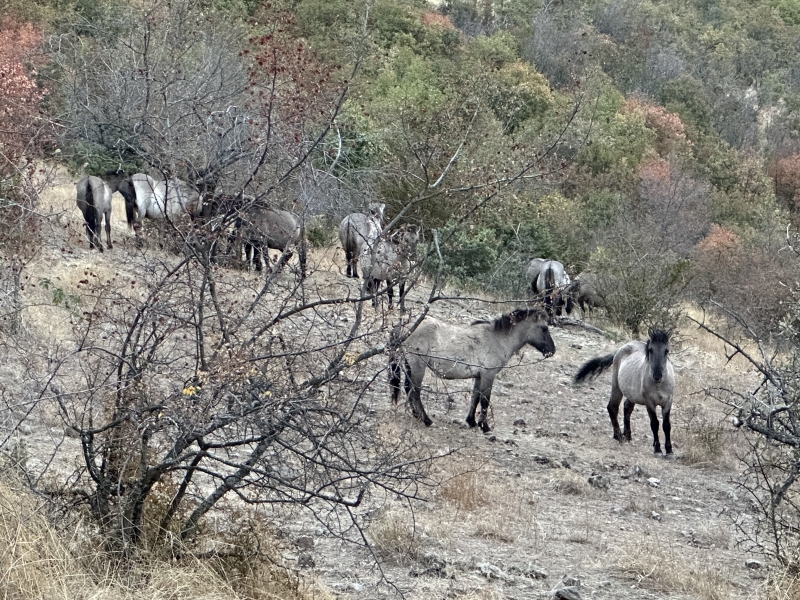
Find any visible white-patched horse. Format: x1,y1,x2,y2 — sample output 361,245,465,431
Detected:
338,203,385,278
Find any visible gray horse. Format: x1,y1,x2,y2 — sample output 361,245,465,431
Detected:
574,329,674,454
104,172,202,231
362,225,419,311
76,176,113,251
236,206,306,277
390,308,556,432
338,203,385,278
526,258,572,316
567,272,604,313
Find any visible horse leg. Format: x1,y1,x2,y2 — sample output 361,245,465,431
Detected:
466,375,493,432
405,360,432,426
389,358,402,404
646,405,662,454
387,281,394,310
606,385,624,442
399,279,406,313
662,405,672,454
104,211,112,250
622,400,635,441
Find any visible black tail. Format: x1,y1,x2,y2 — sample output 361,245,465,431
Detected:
121,179,137,228
298,223,307,279
85,183,97,235
389,358,402,404
574,354,615,383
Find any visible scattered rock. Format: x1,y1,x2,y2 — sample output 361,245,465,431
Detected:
532,455,550,464
509,564,548,579
588,474,610,489
476,561,510,581
513,418,527,427
486,434,497,443
17,424,32,436
553,585,581,600
297,553,315,568
597,580,612,588
295,535,314,550
561,458,571,469
647,477,660,488
65,426,80,438
745,559,764,570
561,575,580,586
651,511,662,521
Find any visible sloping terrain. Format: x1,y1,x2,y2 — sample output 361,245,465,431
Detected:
10,174,770,600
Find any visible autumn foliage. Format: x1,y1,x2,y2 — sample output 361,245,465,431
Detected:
0,17,45,187
622,98,688,157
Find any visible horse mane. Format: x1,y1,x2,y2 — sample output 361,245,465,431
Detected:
648,329,671,344
471,308,547,332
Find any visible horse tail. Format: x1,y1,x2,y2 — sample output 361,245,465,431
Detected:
298,220,307,279
574,353,614,383
544,265,556,291
123,180,137,228
84,182,97,234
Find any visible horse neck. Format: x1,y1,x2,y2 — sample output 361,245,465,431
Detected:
492,321,532,359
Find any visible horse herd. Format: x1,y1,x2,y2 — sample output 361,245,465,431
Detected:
74,173,674,455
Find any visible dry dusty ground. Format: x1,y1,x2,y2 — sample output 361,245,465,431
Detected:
10,172,775,600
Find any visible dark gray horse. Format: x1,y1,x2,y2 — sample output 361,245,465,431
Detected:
390,308,556,432
525,258,572,316
236,206,306,277
567,272,604,313
76,176,113,251
338,203,385,278
362,225,419,311
574,329,675,454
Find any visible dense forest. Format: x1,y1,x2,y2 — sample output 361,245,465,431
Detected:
3,0,800,597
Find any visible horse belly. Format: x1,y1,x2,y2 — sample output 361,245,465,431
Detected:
428,357,480,380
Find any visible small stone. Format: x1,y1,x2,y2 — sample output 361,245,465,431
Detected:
597,580,612,588
651,511,662,521
296,535,314,550
553,586,581,600
347,583,363,592
532,455,550,464
588,475,610,489
513,418,527,427
17,424,32,436
297,553,314,568
525,565,548,579
745,559,764,570
561,575,580,586
477,561,509,581
487,434,497,442
65,426,80,438
647,477,660,487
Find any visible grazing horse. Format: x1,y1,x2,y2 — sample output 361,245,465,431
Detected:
104,172,202,231
362,225,419,311
567,272,604,313
76,176,113,251
525,258,572,316
390,308,556,432
338,203,385,278
235,206,306,277
574,329,674,454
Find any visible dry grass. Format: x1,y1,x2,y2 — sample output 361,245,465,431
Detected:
615,536,739,600
551,469,592,496
0,475,329,600
367,510,422,564
766,568,800,600
439,471,490,511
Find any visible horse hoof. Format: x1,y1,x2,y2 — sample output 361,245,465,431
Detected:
423,417,432,427
480,422,491,434
466,417,477,428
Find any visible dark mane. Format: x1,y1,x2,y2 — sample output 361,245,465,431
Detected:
648,329,671,344
471,308,547,332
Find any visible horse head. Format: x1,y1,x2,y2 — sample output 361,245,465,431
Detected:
367,202,386,224
513,309,556,358
645,328,671,383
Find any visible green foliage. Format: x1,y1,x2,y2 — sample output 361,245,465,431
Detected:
660,75,713,134
576,110,655,175
38,278,81,310
488,61,553,133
